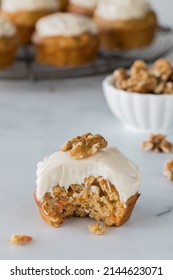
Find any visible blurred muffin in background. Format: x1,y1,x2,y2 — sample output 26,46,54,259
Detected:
93,0,157,50
1,0,61,45
68,0,98,17
0,16,18,69
32,13,99,67
60,0,69,11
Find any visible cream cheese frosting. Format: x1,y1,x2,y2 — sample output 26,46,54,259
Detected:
0,16,16,37
95,0,151,21
35,13,98,38
36,147,141,203
1,0,60,13
70,0,98,9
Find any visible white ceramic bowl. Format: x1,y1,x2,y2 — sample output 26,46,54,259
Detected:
103,75,173,133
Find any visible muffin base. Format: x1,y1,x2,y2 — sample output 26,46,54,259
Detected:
60,0,69,11
94,11,157,50
0,37,18,69
33,33,99,67
1,9,59,45
68,4,94,17
34,176,140,228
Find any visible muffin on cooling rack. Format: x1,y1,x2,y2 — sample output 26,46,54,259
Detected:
32,13,99,67
60,0,69,11
93,0,157,50
1,0,60,45
0,16,18,69
68,0,98,17
34,133,140,228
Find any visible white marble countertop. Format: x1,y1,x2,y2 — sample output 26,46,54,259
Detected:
1,0,173,260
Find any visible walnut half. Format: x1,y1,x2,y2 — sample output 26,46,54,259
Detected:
163,160,173,181
61,133,108,159
141,134,173,153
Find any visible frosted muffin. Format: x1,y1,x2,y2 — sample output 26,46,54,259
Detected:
93,0,157,50
0,16,18,69
34,133,140,228
1,0,60,44
60,0,69,11
68,0,98,17
32,13,99,67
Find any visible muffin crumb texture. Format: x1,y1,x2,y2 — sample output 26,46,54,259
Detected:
10,234,33,245
113,58,173,94
88,222,105,235
141,134,173,153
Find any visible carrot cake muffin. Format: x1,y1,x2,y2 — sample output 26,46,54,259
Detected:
32,13,99,67
1,0,60,44
34,133,140,228
0,16,18,69
68,0,98,17
60,0,69,11
93,0,157,50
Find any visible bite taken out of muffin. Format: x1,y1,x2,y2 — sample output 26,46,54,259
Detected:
34,133,141,229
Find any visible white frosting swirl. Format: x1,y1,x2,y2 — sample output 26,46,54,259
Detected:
35,13,98,38
36,147,141,203
70,0,98,9
1,0,60,12
0,16,16,37
95,0,151,20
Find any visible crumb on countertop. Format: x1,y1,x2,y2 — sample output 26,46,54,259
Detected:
88,222,105,235
10,234,33,245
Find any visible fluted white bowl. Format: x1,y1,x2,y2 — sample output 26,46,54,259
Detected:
103,75,173,132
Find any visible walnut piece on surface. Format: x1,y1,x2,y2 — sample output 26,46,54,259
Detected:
10,234,33,245
113,58,173,94
61,133,108,159
88,222,105,235
163,160,173,181
152,58,173,81
141,134,173,153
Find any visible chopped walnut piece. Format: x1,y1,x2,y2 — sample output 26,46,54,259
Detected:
88,222,105,235
131,60,148,76
154,81,166,94
164,82,173,94
10,234,33,245
113,68,129,89
141,134,173,153
163,160,173,181
113,58,173,95
61,133,108,159
152,58,173,81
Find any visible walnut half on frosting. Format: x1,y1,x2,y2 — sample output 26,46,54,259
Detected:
61,133,108,160
141,134,173,153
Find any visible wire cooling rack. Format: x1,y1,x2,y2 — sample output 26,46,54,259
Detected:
0,27,173,80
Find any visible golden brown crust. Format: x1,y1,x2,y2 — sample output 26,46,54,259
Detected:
93,11,157,50
34,192,63,227
34,176,140,228
68,3,94,17
0,36,18,68
33,32,99,66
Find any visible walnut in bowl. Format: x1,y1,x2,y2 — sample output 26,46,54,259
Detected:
103,59,173,132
